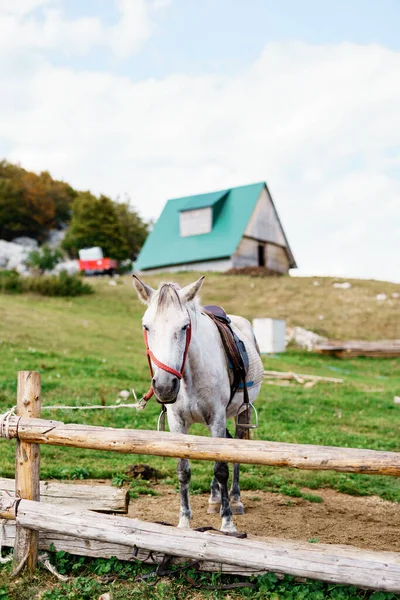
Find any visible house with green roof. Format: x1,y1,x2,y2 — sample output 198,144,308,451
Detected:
135,182,297,274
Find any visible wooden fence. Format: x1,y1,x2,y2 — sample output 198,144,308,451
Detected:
1,371,399,591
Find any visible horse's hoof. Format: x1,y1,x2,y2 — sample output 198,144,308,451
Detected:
178,517,191,529
207,502,221,514
231,502,245,515
220,518,237,534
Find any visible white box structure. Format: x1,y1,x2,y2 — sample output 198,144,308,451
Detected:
78,247,103,261
252,318,286,354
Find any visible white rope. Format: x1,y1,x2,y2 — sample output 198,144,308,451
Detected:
41,402,143,411
39,552,69,581
0,519,13,564
40,389,148,412
0,406,18,439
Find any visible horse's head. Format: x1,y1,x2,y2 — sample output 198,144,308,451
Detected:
133,275,205,404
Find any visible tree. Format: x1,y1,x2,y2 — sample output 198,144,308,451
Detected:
0,161,71,242
25,245,64,275
39,171,76,227
62,192,130,260
114,201,149,260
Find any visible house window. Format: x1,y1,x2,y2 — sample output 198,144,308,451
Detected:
258,244,265,267
179,207,212,237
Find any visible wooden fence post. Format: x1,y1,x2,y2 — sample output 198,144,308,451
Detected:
13,371,41,574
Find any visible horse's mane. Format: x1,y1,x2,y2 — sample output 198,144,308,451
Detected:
155,282,201,316
156,283,182,314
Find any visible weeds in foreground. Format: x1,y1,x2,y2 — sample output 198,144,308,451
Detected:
1,552,399,600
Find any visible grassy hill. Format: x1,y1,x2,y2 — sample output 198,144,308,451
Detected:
0,273,399,599
0,272,399,492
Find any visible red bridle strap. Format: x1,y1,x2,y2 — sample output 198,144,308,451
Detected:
142,316,192,401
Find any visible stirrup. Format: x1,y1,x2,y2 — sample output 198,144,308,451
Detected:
235,402,258,429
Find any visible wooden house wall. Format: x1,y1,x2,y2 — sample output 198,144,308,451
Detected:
244,187,286,246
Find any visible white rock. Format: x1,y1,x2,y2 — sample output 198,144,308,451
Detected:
285,326,327,351
333,282,352,289
11,236,39,249
376,293,387,301
118,390,131,399
394,396,400,405
392,292,400,299
109,280,117,286
47,229,66,248
52,260,79,275
313,281,320,286
0,239,30,274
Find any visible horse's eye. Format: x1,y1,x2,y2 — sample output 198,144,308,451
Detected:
143,325,149,331
182,324,189,331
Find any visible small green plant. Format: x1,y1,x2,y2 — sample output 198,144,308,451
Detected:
24,271,93,297
303,493,323,503
0,270,93,297
112,473,130,487
0,270,23,293
26,244,64,274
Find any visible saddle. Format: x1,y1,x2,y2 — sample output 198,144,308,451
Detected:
203,305,250,404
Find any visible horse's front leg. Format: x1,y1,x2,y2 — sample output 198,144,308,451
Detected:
176,458,192,528
210,419,237,533
168,411,192,529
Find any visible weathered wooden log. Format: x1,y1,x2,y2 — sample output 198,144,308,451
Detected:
0,478,128,514
13,371,41,573
2,416,400,476
2,498,400,591
0,520,272,577
315,340,400,358
263,370,343,383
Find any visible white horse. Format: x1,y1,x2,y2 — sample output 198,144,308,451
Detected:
133,275,263,533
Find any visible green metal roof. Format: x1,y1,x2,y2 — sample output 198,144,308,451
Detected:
135,182,293,271
180,190,229,212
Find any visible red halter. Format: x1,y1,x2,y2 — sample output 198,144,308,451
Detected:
142,316,192,402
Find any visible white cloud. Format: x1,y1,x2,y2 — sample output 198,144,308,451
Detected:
0,32,399,282
0,0,166,57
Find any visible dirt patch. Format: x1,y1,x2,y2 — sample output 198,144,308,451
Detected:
128,486,400,552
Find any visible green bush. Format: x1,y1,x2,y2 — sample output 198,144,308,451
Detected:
25,244,64,274
0,270,93,297
0,270,23,293
24,271,94,297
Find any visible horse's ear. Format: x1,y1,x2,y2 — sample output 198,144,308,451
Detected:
132,274,154,304
179,276,205,303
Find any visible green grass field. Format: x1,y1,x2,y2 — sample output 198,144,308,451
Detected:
0,274,399,599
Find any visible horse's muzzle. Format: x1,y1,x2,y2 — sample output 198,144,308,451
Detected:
152,376,180,404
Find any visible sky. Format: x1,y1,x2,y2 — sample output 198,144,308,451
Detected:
0,0,399,282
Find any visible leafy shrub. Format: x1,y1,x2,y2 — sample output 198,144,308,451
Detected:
0,270,93,297
25,244,64,274
24,271,93,297
0,270,23,293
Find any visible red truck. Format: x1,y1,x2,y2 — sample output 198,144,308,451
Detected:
78,248,117,276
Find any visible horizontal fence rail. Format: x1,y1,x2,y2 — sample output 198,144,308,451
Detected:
2,415,400,476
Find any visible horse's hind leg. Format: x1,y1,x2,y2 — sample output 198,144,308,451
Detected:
207,427,233,514
210,421,237,533
230,411,250,515
207,475,221,514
